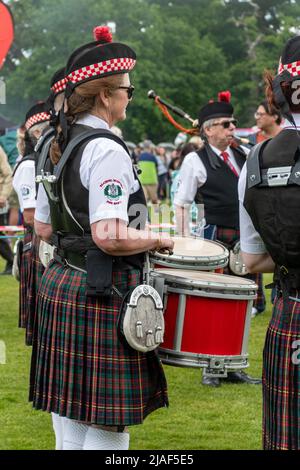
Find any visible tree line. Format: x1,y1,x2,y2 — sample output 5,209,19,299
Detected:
1,0,300,142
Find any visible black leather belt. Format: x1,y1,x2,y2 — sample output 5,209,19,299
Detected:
53,249,134,273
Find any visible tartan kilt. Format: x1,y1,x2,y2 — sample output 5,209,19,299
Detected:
216,227,266,312
25,235,45,346
18,230,33,329
32,260,168,426
263,293,300,450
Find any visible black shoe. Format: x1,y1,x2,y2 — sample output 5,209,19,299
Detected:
224,371,262,385
201,375,221,387
0,263,12,275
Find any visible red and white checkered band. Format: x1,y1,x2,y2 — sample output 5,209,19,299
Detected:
278,60,300,77
68,57,136,84
51,77,68,94
25,112,51,130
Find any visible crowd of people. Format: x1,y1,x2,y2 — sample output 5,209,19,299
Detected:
0,26,300,451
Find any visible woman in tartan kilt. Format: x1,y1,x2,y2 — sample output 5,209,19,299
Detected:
14,84,67,449
13,103,51,334
33,26,174,450
239,35,300,450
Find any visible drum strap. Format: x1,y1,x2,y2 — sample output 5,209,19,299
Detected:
151,275,165,304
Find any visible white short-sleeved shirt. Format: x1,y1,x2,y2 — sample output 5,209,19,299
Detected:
13,159,36,212
173,144,247,206
35,114,138,225
238,164,266,254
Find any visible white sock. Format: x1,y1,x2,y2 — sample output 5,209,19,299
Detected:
51,413,66,450
62,419,89,450
83,427,130,450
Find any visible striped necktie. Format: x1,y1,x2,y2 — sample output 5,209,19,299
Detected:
221,151,239,177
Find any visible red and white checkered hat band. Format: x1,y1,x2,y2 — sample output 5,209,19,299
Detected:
25,112,51,130
68,57,136,84
278,60,300,77
51,77,68,94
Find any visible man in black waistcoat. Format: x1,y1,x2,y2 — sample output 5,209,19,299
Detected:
174,92,263,387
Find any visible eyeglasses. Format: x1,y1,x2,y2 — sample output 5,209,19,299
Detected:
254,112,267,119
117,85,135,99
211,119,237,129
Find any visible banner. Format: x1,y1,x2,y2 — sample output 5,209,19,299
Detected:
0,1,14,69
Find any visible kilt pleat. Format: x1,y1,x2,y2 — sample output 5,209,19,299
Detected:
32,260,168,426
263,293,300,450
26,235,45,346
18,230,33,329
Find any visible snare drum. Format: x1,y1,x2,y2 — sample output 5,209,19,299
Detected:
150,269,257,376
150,236,229,272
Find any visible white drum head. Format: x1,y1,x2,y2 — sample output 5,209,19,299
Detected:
150,236,229,270
151,268,258,295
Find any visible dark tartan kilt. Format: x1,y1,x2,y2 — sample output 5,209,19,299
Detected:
32,260,168,426
25,235,45,346
263,292,300,450
18,230,33,329
216,227,266,312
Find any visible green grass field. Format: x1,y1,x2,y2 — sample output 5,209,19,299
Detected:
0,263,272,450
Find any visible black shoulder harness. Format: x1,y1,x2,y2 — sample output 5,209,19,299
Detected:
247,138,300,188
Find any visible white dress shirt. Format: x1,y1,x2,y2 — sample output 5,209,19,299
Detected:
35,114,139,225
173,144,246,207
13,159,36,212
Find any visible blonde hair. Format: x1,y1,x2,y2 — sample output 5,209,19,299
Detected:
16,127,26,156
50,74,125,163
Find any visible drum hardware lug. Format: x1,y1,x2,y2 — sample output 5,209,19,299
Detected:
203,358,227,377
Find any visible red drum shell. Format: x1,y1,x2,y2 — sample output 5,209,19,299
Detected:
151,269,257,365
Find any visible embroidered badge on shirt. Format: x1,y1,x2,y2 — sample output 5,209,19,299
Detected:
21,184,33,200
100,179,124,205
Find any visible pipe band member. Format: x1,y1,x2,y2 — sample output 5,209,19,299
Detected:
33,26,173,450
174,91,264,387
13,102,50,336
239,35,300,450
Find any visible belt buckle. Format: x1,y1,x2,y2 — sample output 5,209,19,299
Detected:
280,265,289,276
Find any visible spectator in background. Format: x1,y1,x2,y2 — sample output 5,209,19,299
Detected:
155,145,169,200
0,145,13,274
170,142,199,228
254,100,282,143
0,126,21,229
138,140,158,204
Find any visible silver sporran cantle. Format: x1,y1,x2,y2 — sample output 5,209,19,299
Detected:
120,284,165,353
229,241,249,276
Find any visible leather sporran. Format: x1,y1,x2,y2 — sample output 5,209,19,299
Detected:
118,284,165,353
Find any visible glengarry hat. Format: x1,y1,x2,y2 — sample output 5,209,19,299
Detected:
50,67,67,96
198,91,233,128
273,36,300,116
64,26,136,97
25,102,51,131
